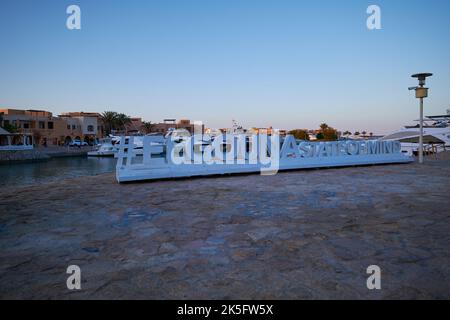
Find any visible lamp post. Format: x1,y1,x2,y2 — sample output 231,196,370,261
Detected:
409,73,432,164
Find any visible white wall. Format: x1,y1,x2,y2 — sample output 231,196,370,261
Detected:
75,117,98,135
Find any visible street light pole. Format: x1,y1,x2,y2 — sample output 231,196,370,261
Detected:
419,97,424,164
410,73,432,164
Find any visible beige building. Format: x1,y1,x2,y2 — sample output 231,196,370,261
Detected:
149,119,201,135
59,112,105,144
0,109,105,146
125,117,144,134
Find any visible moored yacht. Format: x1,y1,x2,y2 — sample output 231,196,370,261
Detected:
87,138,118,157
110,134,165,156
381,110,450,156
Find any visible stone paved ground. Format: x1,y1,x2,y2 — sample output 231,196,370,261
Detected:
0,155,449,299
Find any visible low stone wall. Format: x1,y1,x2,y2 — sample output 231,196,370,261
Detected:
37,146,93,158
0,146,95,164
0,149,51,164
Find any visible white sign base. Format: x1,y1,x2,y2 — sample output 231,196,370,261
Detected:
115,136,413,183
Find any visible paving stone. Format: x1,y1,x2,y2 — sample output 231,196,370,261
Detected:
1,157,450,299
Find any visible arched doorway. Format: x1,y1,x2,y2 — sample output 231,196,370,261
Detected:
64,136,72,145
84,135,96,146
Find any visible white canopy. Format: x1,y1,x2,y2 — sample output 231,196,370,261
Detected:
0,127,11,135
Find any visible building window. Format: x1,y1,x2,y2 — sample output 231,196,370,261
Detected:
23,123,30,129
67,125,71,130
39,121,45,129
47,122,54,129
87,125,94,132
72,125,76,130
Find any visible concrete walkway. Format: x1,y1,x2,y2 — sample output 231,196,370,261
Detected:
0,155,449,299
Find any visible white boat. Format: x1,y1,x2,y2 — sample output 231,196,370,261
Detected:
110,134,165,156
381,110,450,156
165,128,238,157
164,128,191,142
87,138,118,157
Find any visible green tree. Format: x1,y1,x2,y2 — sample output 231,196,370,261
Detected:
100,111,118,135
142,121,154,134
314,123,338,141
288,129,309,140
2,122,18,133
322,127,338,141
0,112,18,133
116,113,132,131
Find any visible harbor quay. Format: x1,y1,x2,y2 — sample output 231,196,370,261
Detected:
0,153,449,299
0,146,95,164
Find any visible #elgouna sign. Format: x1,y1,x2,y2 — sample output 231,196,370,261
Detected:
115,134,412,183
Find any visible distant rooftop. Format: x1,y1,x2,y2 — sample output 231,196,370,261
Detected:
60,112,102,117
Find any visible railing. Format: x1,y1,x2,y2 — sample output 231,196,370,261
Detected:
424,143,447,158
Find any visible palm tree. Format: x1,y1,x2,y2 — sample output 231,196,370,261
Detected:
320,123,329,131
100,111,118,135
116,113,132,131
142,121,154,134
288,129,309,140
361,131,367,137
354,131,361,137
343,130,352,138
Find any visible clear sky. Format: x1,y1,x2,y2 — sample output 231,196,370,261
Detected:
0,0,449,134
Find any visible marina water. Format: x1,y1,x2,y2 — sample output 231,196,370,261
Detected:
0,157,116,187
